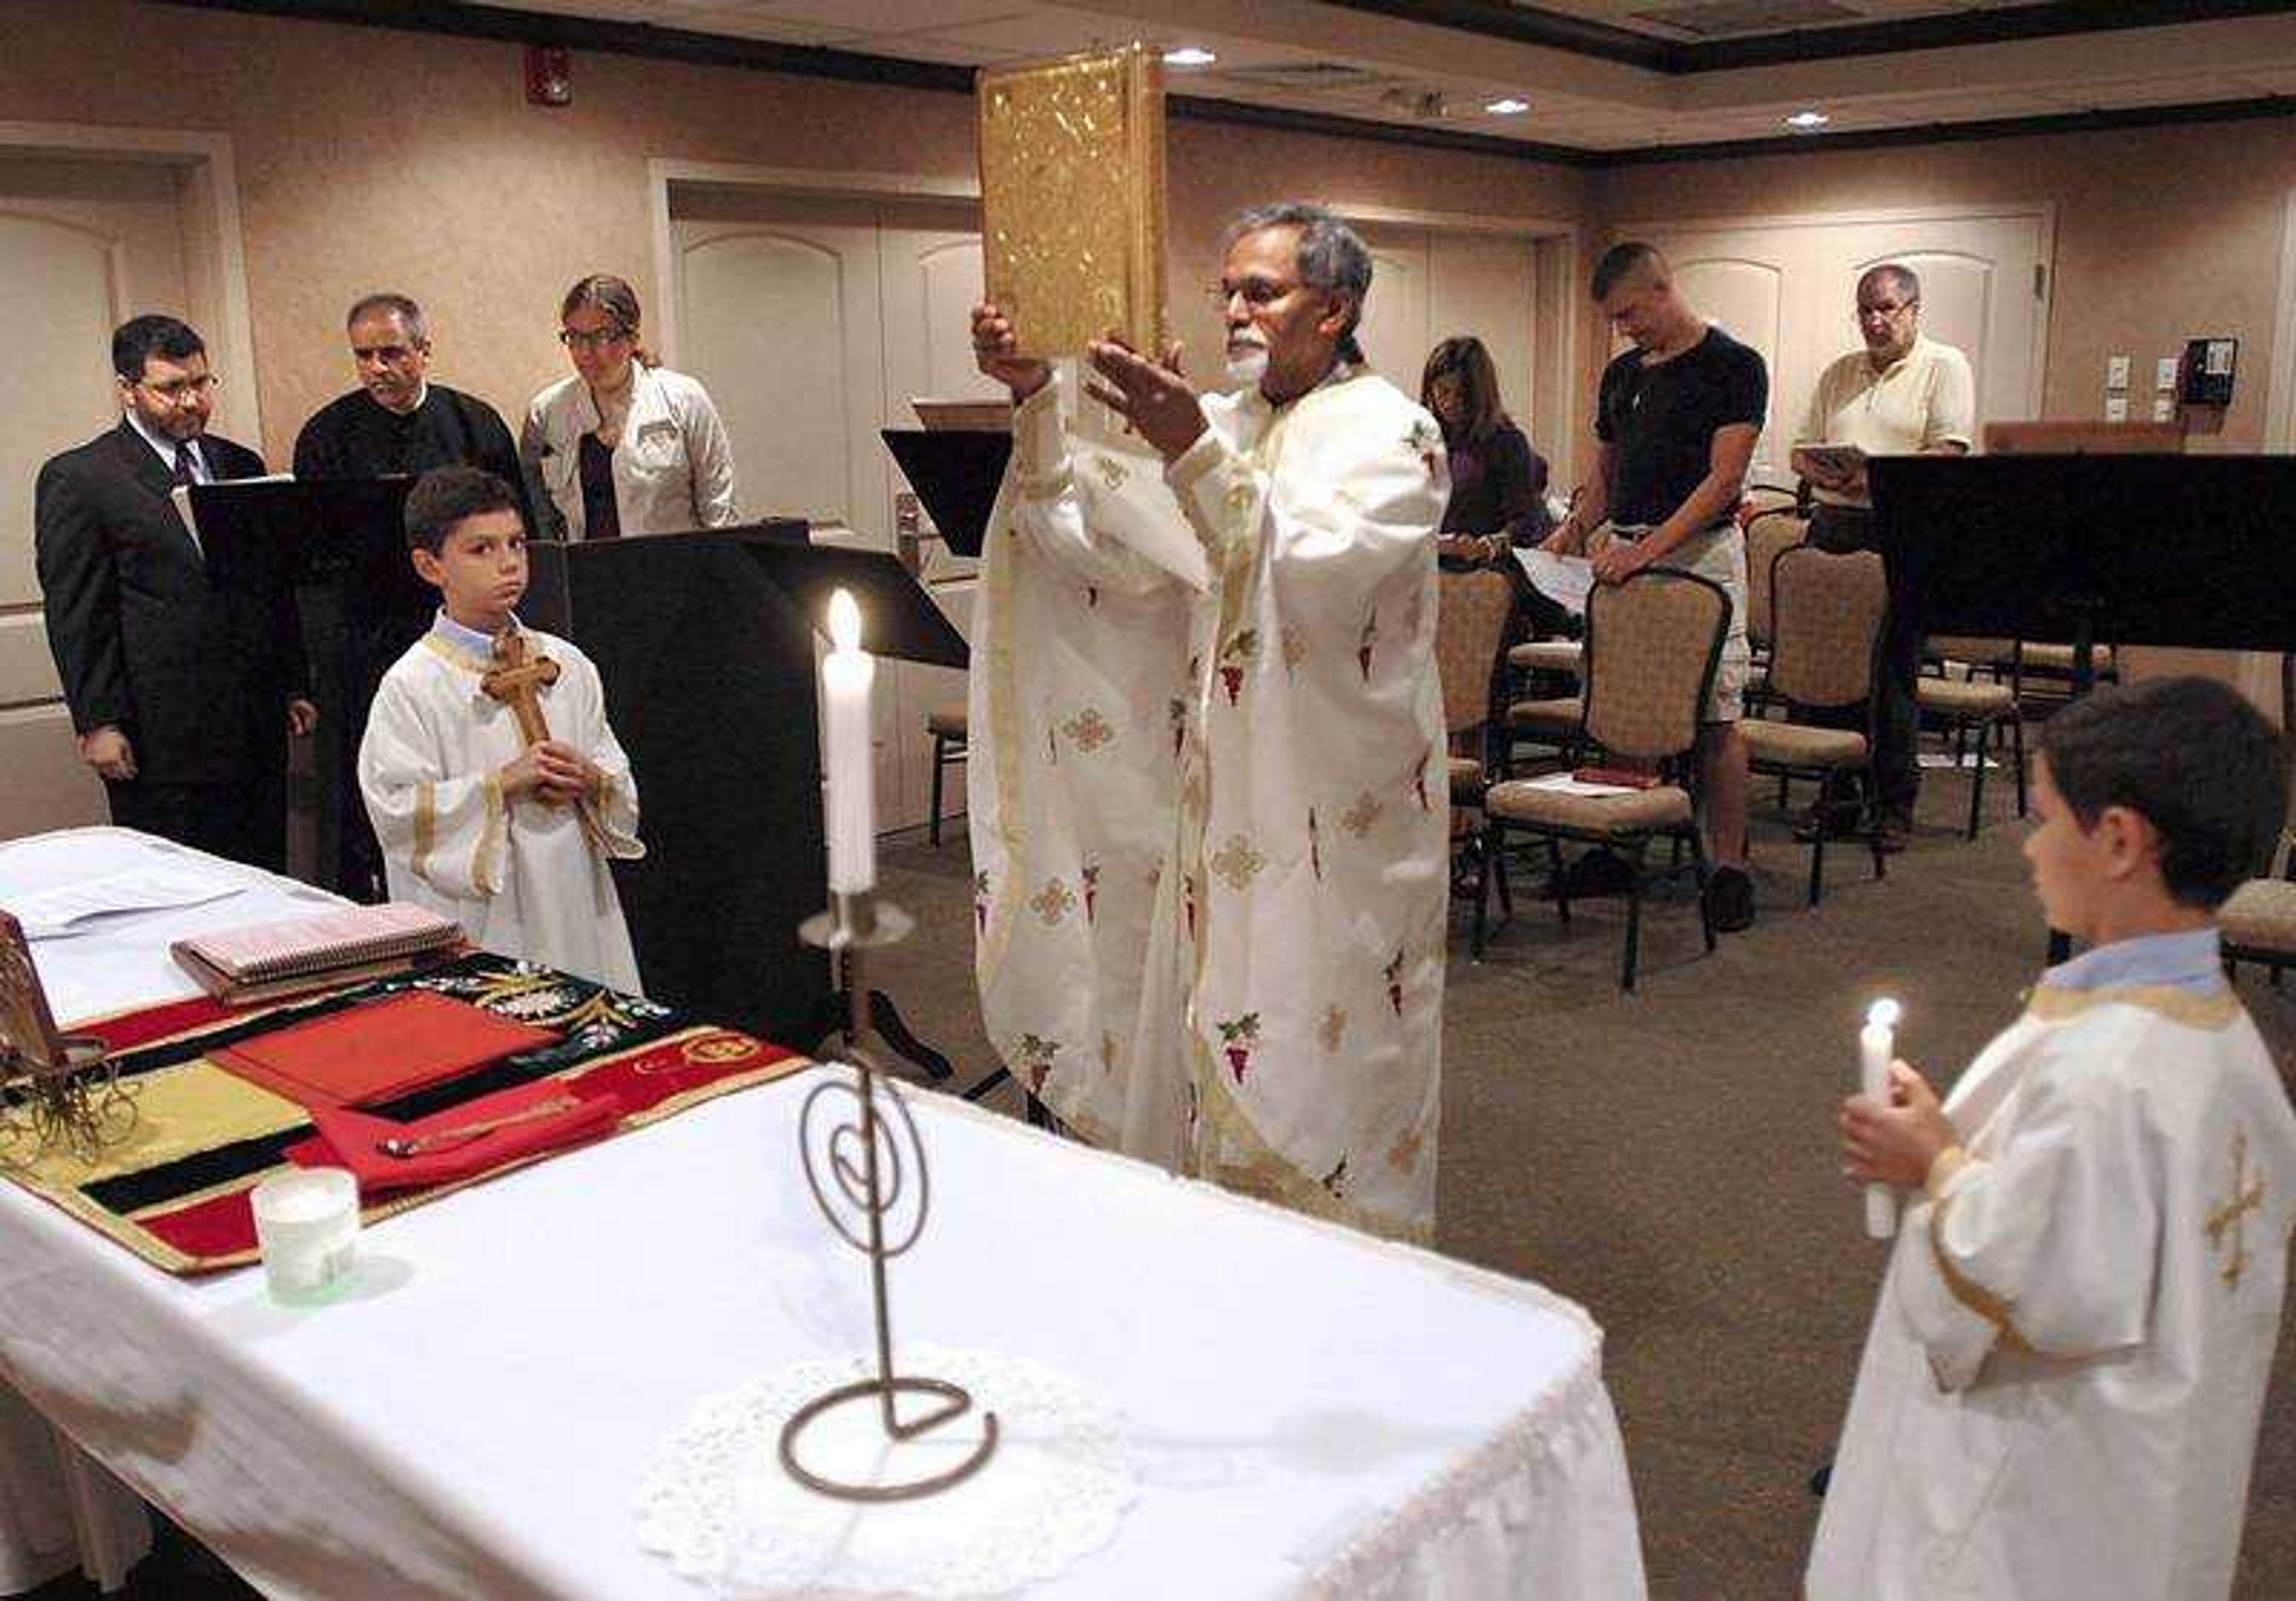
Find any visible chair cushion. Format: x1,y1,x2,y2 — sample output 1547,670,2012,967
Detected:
1505,697,1582,734
2221,878,2296,954
1741,721,1867,767
1448,755,1486,805
1916,678,2015,717
927,704,970,739
1507,639,1583,676
1485,778,1694,835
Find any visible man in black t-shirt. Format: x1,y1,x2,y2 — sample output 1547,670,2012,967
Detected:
1542,242,1766,930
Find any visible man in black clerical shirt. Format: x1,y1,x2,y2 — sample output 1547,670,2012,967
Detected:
295,292,528,898
1542,242,1767,930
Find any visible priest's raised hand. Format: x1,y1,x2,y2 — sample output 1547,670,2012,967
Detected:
1083,335,1204,463
970,302,1050,402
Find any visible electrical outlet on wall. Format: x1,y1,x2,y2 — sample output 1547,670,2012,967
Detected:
2105,395,2130,422
2106,355,2131,391
2153,396,2176,422
2155,357,2180,392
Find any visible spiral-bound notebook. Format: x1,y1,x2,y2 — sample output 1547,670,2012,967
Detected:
172,902,462,1003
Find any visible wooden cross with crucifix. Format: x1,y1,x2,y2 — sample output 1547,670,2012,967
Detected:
481,631,606,848
481,631,561,747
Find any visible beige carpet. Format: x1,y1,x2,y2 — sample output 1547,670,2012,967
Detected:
873,765,2295,1600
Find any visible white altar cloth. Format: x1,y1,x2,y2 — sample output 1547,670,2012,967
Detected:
0,829,1645,1599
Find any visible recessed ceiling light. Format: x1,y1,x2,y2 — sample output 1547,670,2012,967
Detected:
1485,97,1531,115
1785,108,1830,130
1163,46,1217,67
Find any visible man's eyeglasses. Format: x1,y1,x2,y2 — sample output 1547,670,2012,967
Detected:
560,326,633,350
1858,298,1918,319
1208,279,1301,310
132,374,220,405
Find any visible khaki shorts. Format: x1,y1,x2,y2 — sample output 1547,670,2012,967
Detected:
1605,524,1747,724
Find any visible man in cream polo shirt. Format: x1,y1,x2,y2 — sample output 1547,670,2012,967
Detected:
1791,264,1975,844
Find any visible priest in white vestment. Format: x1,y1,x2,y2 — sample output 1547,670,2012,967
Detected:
967,203,1450,1242
358,467,645,992
1815,679,2296,1600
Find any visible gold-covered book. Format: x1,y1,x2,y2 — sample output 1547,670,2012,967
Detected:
977,44,1168,360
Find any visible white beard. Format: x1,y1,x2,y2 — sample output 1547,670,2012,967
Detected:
1224,345,1269,390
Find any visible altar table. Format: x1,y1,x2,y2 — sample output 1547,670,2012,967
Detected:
0,829,1645,1599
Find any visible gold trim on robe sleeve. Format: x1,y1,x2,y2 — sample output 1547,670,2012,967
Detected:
475,773,506,896
413,780,438,884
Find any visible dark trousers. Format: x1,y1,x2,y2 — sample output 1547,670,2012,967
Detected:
1805,503,1922,814
105,770,288,873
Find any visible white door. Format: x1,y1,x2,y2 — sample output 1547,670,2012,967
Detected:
1353,224,1543,445
1626,208,2051,479
671,191,991,835
0,157,206,838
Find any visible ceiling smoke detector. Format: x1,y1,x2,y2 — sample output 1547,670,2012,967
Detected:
1485,97,1531,115
1784,108,1831,130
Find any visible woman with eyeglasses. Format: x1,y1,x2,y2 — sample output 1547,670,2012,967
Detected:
520,273,739,540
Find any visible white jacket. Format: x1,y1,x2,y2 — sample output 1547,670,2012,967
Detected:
521,363,739,540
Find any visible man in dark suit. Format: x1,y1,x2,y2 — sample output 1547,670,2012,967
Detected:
36,314,317,870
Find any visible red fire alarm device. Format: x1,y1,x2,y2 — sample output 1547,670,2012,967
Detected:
526,45,572,108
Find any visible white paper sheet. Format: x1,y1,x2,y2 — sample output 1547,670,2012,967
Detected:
1522,771,1644,798
1514,548,1595,615
7,867,247,940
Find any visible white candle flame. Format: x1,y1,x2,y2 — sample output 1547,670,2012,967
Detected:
1866,997,1901,1030
828,589,862,653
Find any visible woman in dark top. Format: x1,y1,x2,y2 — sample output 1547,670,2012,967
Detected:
1422,335,1552,565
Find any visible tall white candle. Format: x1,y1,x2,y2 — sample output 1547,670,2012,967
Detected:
1859,998,1901,1239
822,589,877,895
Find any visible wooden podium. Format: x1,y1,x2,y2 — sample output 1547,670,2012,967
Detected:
524,526,967,1046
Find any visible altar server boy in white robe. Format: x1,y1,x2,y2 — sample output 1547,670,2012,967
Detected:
1813,676,2296,1601
359,465,645,990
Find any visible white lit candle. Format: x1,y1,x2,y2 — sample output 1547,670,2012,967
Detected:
1858,998,1901,1239
250,1167,360,1302
822,589,877,895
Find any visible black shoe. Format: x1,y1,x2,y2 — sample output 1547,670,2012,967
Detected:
1703,864,1755,931
1790,798,1864,844
1550,847,1634,899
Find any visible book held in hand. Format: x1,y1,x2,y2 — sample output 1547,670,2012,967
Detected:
977,44,1168,360
172,902,463,1004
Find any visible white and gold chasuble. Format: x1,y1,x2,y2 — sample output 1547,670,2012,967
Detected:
970,365,1451,1241
358,619,646,992
1808,975,2296,1600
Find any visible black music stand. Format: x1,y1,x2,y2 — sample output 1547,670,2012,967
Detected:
882,430,1010,559
1872,452,2296,957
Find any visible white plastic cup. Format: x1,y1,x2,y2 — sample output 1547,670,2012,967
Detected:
251,1168,360,1303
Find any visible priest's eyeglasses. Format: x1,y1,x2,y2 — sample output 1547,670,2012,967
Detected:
1208,277,1302,310
133,374,221,405
560,326,634,350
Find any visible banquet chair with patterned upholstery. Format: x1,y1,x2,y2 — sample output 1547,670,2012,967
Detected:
1742,508,1808,720
1436,568,1520,933
1479,569,1729,989
2222,826,2296,985
1740,545,1890,906
1918,636,2029,838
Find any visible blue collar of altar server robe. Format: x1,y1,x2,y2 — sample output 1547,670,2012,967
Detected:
2042,926,2223,995
430,610,520,660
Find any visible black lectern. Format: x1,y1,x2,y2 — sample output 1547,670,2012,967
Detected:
525,525,968,1047
1870,454,2296,680
882,430,1011,558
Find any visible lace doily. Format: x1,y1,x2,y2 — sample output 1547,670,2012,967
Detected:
635,1346,1136,1599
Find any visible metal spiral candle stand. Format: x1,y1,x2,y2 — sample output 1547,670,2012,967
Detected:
778,891,999,1502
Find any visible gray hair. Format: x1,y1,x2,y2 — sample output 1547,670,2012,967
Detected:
1223,201,1372,365
347,291,428,344
1858,263,1921,304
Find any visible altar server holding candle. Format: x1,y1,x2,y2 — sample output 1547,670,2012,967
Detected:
1812,679,2296,1601
359,467,645,991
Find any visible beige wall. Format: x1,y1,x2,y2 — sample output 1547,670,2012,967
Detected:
1585,121,2296,475
4,0,1589,468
